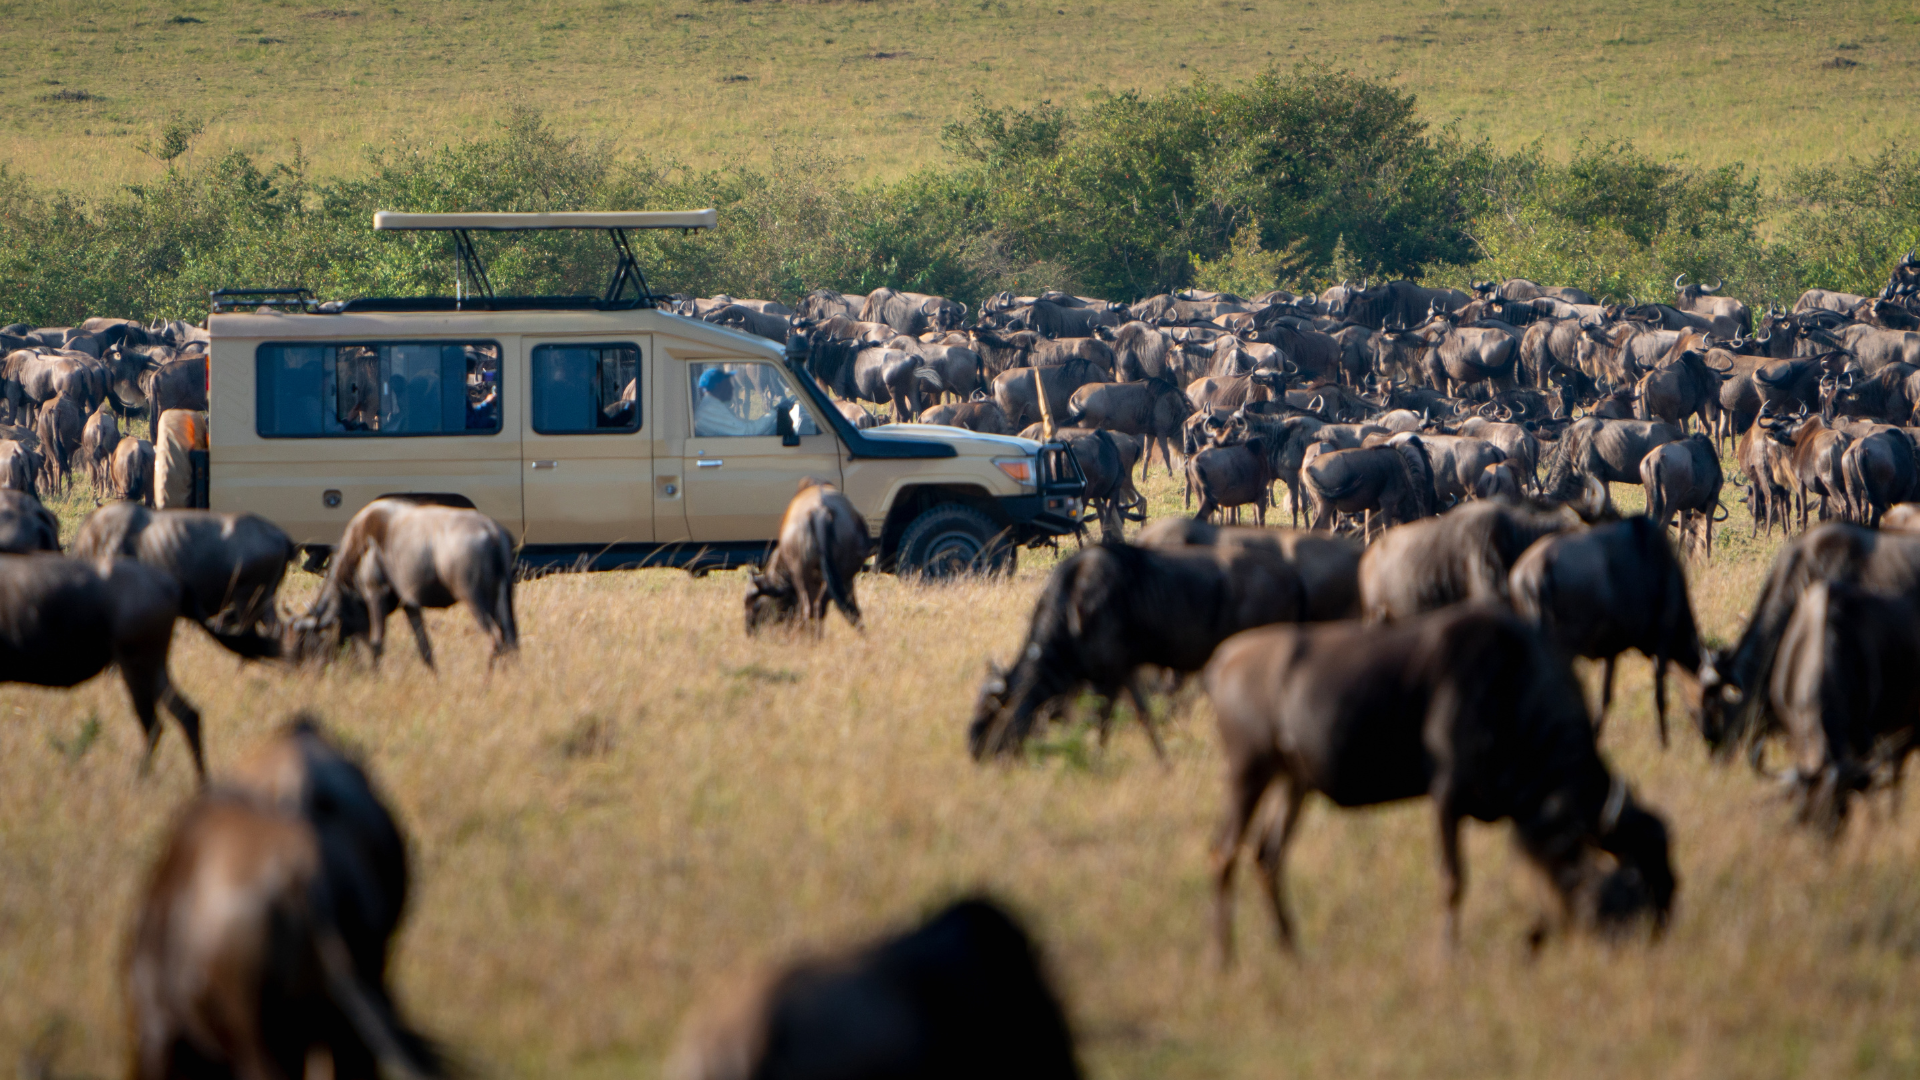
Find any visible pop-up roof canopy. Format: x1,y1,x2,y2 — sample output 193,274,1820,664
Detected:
372,210,717,231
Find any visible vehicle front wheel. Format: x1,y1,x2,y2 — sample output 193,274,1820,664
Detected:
895,503,1016,579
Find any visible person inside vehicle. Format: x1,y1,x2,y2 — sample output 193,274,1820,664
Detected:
695,366,784,436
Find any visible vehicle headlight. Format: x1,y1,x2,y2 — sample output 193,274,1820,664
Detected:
994,456,1034,486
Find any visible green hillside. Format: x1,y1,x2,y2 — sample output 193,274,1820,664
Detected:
1,0,1915,194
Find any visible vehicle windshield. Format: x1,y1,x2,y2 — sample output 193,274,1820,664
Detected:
690,361,818,438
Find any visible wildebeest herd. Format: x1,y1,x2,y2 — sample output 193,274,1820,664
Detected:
17,260,1920,1077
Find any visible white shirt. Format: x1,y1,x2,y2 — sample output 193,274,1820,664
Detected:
695,392,779,437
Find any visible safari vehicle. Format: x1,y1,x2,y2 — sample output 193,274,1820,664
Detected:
206,211,1085,575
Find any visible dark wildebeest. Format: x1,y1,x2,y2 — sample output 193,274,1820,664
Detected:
1634,350,1721,433
0,554,213,778
111,436,157,506
1187,425,1276,526
1185,372,1278,414
124,719,446,1080
1774,414,1853,527
143,352,209,431
34,390,81,494
1404,431,1508,505
704,303,792,344
1358,498,1586,621
1794,288,1872,318
1737,417,1797,537
836,400,881,430
1510,516,1704,745
667,898,1080,1080
861,287,968,335
1672,275,1752,337
919,398,1014,434
1837,324,1920,376
0,438,36,496
1473,461,1523,501
1098,320,1180,381
1473,278,1597,305
806,337,942,422
997,299,1124,339
968,328,1041,376
73,502,296,651
991,359,1111,429
1301,434,1438,535
1035,427,1140,543
1136,518,1363,621
1840,426,1919,527
1385,312,1519,396
1641,433,1725,559
1204,604,1674,960
1765,581,1920,832
1066,377,1192,477
286,499,518,670
744,479,870,634
1541,417,1683,500
78,396,119,491
968,542,1330,759
797,288,863,321
1456,416,1541,488
0,490,58,553
1700,524,1920,756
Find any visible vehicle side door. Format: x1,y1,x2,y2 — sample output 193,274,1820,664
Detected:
520,337,653,543
680,358,843,542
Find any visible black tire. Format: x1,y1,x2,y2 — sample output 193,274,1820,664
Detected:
895,503,1016,579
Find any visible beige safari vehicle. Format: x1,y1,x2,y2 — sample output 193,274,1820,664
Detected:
207,211,1085,575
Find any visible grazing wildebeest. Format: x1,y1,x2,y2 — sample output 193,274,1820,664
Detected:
836,400,881,430
1066,377,1192,477
1136,518,1363,621
1699,524,1920,755
1301,434,1437,535
1541,417,1683,500
1764,581,1920,833
124,718,446,1080
1456,416,1540,488
111,437,157,505
0,554,212,778
1473,461,1522,501
667,898,1080,1080
73,502,295,650
1359,499,1586,621
968,542,1327,759
1510,516,1704,745
286,499,518,670
0,490,58,553
744,479,871,634
1204,604,1674,960
1641,433,1725,559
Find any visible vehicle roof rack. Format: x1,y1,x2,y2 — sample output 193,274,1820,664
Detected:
210,287,317,314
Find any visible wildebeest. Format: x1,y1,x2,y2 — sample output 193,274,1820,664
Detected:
861,287,968,335
919,398,1014,434
1774,414,1853,527
1671,275,1752,337
286,499,518,670
667,898,1080,1080
1386,312,1519,396
1136,518,1363,621
1187,426,1275,526
1737,418,1797,536
1541,417,1683,500
0,554,210,778
1764,581,1920,832
78,396,119,491
73,502,295,651
1204,604,1674,959
1065,377,1192,477
111,436,157,505
805,337,943,422
143,352,208,430
1510,517,1704,744
34,390,81,494
745,479,870,634
1641,433,1725,559
1473,461,1522,501
0,490,58,552
1840,426,1920,527
991,359,1111,429
124,718,446,1080
0,438,37,496
968,542,1332,758
1358,499,1585,621
1301,434,1437,535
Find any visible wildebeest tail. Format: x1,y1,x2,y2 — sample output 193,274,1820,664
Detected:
813,509,861,627
491,534,519,651
1841,441,1871,524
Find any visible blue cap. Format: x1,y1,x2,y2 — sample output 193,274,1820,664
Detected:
698,368,732,392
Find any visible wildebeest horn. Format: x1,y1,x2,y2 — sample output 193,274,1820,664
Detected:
1705,279,1722,293
1309,394,1325,413
1674,274,1687,291
1499,403,1516,421
1479,401,1497,417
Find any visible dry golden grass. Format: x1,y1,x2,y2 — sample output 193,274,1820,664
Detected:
0,0,1915,194
6,464,1920,1079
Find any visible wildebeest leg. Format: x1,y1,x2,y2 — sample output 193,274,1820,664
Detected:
1255,781,1309,954
1124,678,1167,765
1594,655,1617,737
1194,494,1219,525
1211,755,1274,967
402,605,436,671
160,686,206,784
1653,655,1670,748
1436,804,1467,948
121,652,206,784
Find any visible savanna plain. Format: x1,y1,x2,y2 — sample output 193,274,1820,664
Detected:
5,465,1920,1080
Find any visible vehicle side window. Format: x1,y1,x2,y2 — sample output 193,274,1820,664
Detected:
255,341,501,437
531,343,641,434
689,361,819,439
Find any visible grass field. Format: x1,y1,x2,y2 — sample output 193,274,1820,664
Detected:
0,0,1916,196
10,457,1920,1079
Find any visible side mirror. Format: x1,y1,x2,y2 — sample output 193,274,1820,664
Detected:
777,403,800,447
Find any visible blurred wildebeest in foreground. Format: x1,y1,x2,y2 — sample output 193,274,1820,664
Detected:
286,498,518,670
745,479,871,634
1509,516,1703,745
0,490,59,553
668,897,1080,1080
1766,581,1920,833
1136,518,1364,622
74,503,293,655
969,540,1340,759
0,554,211,779
124,718,447,1080
1204,604,1675,961
1358,497,1592,622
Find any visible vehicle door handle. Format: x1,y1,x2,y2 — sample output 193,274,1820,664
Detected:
696,459,723,468
530,460,558,470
